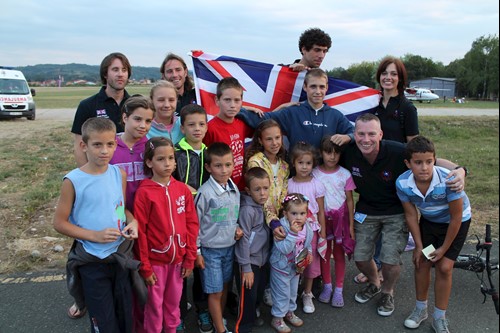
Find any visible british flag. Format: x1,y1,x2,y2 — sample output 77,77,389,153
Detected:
190,51,380,121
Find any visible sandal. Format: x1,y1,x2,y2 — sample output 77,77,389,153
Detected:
67,303,87,319
353,272,368,284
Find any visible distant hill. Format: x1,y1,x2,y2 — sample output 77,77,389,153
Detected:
15,63,162,83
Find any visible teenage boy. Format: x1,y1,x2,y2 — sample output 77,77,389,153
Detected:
238,68,354,151
288,28,332,72
173,103,213,333
396,136,471,333
53,117,139,332
195,142,244,333
203,77,253,190
71,52,131,167
234,167,271,333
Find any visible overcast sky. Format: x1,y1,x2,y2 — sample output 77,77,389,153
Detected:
1,0,498,71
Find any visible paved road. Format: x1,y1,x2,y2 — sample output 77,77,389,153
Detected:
1,240,497,333
34,108,499,121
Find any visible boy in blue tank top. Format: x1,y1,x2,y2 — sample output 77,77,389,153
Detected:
53,117,139,333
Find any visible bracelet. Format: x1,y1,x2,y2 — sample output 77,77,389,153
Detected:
454,165,468,177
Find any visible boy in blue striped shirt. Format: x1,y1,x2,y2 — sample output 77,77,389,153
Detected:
396,136,471,333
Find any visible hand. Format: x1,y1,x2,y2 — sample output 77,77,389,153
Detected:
412,247,424,269
195,254,205,270
446,168,466,192
330,134,351,146
235,226,244,240
242,271,254,289
290,220,302,233
122,220,138,239
182,267,193,279
289,63,309,72
273,226,286,241
350,225,355,240
94,228,122,243
430,247,445,263
245,106,265,117
144,272,157,286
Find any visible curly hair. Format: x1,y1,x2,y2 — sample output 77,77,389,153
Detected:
299,28,332,54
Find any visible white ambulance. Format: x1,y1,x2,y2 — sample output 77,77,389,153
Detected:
0,67,36,120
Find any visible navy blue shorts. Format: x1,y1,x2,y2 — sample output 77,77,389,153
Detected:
419,217,471,261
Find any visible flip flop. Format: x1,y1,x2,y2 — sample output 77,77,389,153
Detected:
67,303,87,319
353,272,368,284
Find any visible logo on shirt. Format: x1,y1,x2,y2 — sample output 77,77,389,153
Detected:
176,195,186,214
96,109,109,118
302,120,328,128
381,170,393,181
351,166,362,177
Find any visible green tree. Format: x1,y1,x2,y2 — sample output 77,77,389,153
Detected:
401,54,440,82
347,61,377,88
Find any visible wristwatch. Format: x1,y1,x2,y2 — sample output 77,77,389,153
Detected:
454,165,468,177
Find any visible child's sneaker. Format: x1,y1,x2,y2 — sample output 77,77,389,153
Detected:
432,317,450,333
404,307,428,329
271,317,292,333
197,309,214,333
331,290,344,308
301,291,315,313
176,319,186,333
285,311,303,327
318,284,333,303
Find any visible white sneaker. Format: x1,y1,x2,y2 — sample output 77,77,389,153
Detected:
263,287,273,307
301,292,315,314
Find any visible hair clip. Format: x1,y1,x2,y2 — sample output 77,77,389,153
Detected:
283,194,308,204
149,141,155,150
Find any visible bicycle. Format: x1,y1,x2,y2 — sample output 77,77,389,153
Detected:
454,224,499,314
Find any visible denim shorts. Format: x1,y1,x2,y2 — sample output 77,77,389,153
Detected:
200,246,234,294
354,213,408,265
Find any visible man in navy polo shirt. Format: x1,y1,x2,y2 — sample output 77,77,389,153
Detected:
340,113,466,318
71,52,131,167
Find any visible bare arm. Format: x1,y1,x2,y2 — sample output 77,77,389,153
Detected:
401,201,424,269
345,190,355,238
120,169,138,239
73,134,87,167
430,199,464,262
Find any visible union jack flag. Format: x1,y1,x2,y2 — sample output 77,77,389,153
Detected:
190,51,380,121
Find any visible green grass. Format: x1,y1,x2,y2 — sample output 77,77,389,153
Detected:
412,100,499,109
33,86,152,109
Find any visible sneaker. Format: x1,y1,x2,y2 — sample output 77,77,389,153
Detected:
271,317,291,333
301,291,315,313
377,293,395,316
355,283,381,304
256,306,261,318
176,319,186,333
263,287,273,307
318,284,333,303
285,311,304,327
432,317,450,333
197,310,214,333
404,307,428,329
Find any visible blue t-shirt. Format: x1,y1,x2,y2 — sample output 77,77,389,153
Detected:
65,164,126,258
396,166,471,223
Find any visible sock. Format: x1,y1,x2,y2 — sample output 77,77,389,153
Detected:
416,300,428,310
433,307,446,320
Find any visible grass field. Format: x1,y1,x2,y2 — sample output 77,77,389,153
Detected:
31,86,500,110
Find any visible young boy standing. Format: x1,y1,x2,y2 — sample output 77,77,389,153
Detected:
396,136,471,333
173,103,213,333
195,142,244,333
203,77,253,190
234,167,271,333
53,117,139,333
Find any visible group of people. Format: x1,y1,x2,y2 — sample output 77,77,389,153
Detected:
53,27,471,333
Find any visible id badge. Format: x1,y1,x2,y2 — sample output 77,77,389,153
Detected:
354,212,367,224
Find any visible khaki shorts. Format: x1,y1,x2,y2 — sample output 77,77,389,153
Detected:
354,213,408,265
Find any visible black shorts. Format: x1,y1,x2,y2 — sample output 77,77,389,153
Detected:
419,217,471,261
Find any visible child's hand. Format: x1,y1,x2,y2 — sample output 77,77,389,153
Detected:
195,255,205,270
144,272,157,286
412,247,424,269
273,226,286,241
122,220,138,239
94,228,122,243
429,247,445,263
182,267,193,279
289,220,301,233
245,106,264,117
242,271,254,289
235,226,244,240
319,229,326,240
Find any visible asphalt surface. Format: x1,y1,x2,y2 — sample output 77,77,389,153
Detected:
0,240,498,333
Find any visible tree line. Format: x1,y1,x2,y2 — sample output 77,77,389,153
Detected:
328,34,499,100
17,34,498,100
